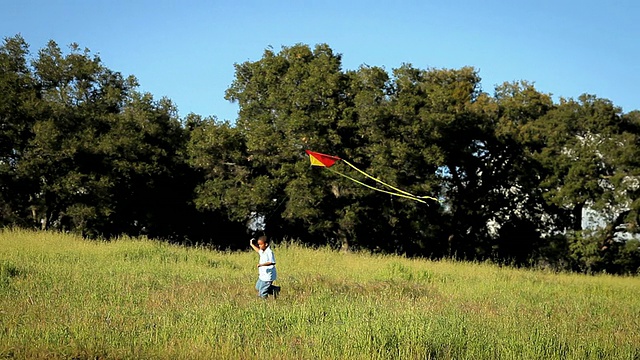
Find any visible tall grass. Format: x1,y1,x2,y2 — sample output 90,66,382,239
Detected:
1,229,639,359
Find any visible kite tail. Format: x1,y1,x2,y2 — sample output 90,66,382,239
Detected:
341,159,440,202
327,167,427,203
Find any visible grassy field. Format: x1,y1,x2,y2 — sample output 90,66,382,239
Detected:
0,229,639,359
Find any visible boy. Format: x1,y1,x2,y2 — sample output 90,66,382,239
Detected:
249,235,279,299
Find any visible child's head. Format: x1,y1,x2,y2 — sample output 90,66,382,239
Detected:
257,235,269,250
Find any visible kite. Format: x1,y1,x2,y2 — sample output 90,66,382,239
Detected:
305,150,440,203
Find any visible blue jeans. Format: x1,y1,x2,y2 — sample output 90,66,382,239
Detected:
255,279,272,298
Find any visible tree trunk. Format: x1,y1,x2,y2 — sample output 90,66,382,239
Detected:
602,210,631,246
337,228,349,252
571,202,584,231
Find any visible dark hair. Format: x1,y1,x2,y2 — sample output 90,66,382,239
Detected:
257,235,268,244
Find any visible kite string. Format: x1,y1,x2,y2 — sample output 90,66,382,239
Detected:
327,167,427,203
341,159,439,202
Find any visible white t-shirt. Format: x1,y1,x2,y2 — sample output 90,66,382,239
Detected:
258,247,277,281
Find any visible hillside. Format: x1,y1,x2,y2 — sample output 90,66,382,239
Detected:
1,229,639,359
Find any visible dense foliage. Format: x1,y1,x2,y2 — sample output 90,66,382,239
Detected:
1,36,639,273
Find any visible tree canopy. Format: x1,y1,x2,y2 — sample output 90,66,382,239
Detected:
2,36,639,274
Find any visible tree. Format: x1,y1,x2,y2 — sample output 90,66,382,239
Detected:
4,36,637,271
186,114,249,246
488,81,558,263
219,44,356,246
216,44,449,251
9,39,190,239
0,35,38,226
522,95,640,272
14,40,136,234
352,64,458,255
385,65,513,259
100,93,189,239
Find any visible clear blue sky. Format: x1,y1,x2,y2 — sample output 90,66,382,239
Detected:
3,0,639,121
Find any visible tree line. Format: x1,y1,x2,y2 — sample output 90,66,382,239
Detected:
1,36,639,274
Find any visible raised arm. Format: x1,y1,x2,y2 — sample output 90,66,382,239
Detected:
249,238,260,253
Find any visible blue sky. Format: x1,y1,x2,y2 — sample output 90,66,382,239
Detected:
3,0,639,121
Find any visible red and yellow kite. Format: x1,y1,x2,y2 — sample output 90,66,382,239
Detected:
305,150,439,203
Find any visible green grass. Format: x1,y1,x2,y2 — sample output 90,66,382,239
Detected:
1,229,639,359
